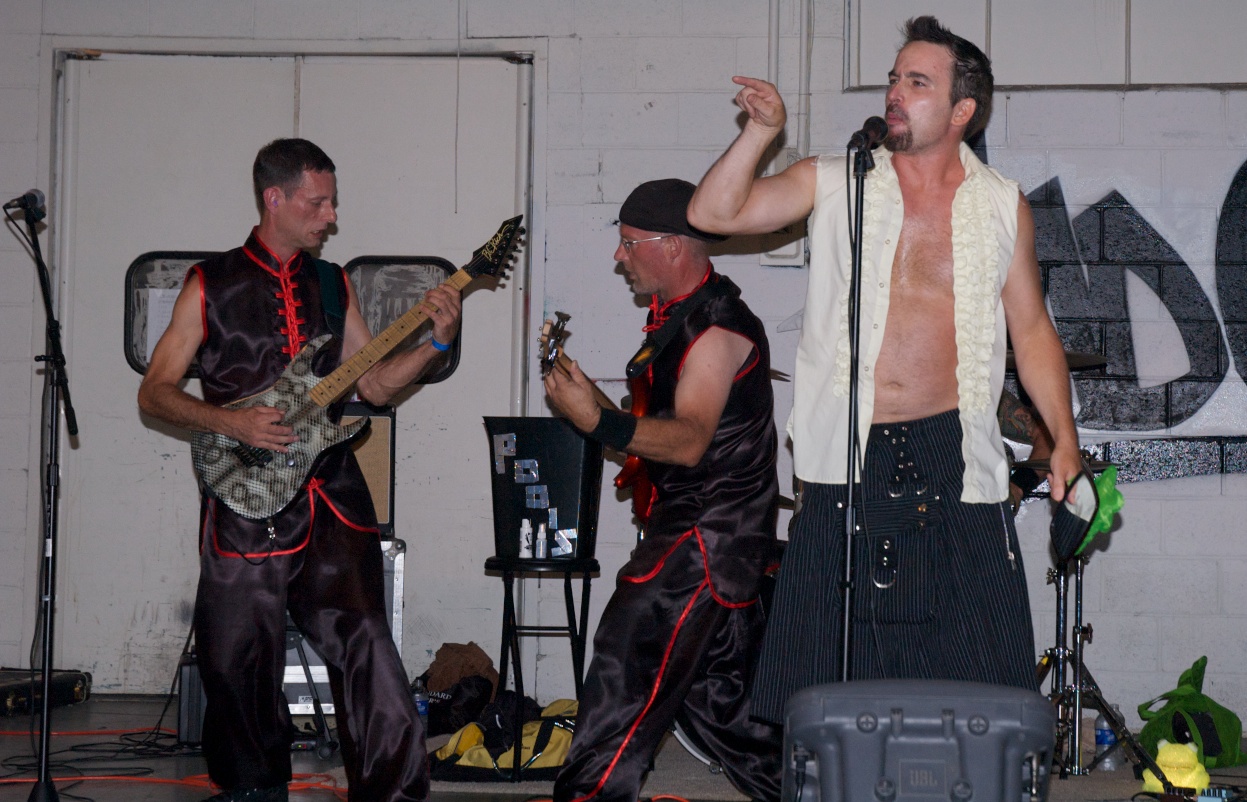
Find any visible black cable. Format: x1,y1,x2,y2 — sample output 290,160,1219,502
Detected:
844,153,856,255
1,621,202,794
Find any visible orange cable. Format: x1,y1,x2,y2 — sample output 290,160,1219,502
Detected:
0,727,176,737
0,772,346,798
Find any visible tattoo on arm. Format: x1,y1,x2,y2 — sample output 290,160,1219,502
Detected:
998,391,1038,443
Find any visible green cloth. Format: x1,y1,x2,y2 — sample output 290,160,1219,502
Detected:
1138,656,1246,769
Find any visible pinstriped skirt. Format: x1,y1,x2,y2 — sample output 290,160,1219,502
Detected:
751,409,1037,724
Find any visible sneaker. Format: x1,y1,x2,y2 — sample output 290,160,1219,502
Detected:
202,786,289,802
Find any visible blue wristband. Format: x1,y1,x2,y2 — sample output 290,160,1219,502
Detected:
430,337,452,352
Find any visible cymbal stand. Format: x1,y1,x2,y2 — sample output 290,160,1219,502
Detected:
1036,555,1169,789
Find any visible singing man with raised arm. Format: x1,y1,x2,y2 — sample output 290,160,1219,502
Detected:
138,138,460,802
687,16,1082,723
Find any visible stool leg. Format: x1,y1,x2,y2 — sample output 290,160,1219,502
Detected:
561,572,581,699
498,571,515,695
575,572,593,699
499,571,525,782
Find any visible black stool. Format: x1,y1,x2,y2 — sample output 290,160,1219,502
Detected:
484,555,599,780
483,416,603,780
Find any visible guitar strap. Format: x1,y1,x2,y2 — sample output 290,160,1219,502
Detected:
625,275,738,379
312,258,346,339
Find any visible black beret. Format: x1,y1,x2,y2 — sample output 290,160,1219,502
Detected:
618,178,728,242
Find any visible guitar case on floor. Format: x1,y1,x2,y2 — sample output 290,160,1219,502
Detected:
0,668,92,717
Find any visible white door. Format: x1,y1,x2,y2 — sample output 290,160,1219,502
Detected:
55,52,523,692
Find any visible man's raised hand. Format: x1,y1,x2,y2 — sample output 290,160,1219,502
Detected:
732,76,787,135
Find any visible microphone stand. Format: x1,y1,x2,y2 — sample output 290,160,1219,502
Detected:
9,201,78,802
838,144,877,682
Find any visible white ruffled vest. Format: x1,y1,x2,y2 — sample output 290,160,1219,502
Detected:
792,142,1019,503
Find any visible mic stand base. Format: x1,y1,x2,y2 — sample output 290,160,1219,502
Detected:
1036,556,1169,790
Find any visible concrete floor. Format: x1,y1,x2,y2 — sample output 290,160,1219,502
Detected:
0,694,746,802
2,694,1244,801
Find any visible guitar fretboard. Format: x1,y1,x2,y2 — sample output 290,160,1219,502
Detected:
309,268,476,407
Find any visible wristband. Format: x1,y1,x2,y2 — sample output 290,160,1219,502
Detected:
430,337,452,352
590,408,637,451
1010,466,1042,497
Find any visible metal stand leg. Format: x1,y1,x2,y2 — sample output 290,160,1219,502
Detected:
497,570,525,782
1037,556,1171,790
286,625,338,760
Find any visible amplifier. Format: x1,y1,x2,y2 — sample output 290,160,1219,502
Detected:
177,653,207,745
783,679,1055,802
282,538,405,715
177,538,405,740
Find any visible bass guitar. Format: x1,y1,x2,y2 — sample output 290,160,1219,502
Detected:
539,313,653,524
192,215,524,520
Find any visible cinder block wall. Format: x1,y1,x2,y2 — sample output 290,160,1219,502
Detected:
3,0,1246,724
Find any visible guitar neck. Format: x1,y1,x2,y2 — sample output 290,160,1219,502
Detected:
309,269,474,407
550,352,619,411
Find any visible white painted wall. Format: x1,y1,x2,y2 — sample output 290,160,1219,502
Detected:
2,0,1246,728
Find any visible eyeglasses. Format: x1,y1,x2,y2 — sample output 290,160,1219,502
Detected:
619,234,675,252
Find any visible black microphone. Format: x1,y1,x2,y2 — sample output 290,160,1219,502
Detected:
846,116,888,150
3,189,45,213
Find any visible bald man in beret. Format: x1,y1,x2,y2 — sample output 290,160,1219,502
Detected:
545,179,781,802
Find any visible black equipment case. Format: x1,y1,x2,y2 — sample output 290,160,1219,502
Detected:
782,679,1055,802
0,668,91,717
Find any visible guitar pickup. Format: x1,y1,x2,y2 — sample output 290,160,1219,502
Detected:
231,443,274,468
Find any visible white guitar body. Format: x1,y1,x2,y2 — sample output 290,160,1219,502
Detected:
190,334,366,520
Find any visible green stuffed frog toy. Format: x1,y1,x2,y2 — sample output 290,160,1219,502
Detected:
1142,741,1210,793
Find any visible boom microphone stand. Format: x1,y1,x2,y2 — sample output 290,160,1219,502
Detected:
6,192,78,802
839,117,885,681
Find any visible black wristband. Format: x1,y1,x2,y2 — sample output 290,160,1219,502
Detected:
1010,466,1042,497
590,408,637,451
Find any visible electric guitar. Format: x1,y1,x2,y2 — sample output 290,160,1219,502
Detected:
192,215,524,520
540,313,654,524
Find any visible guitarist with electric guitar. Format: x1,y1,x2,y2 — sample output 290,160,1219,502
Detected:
539,312,654,525
541,179,782,802
137,138,521,802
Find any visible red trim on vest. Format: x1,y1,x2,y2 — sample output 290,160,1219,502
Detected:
569,577,708,802
243,230,301,278
187,264,208,347
340,266,353,312
274,268,307,358
675,326,760,383
645,265,712,333
242,233,309,358
734,348,760,381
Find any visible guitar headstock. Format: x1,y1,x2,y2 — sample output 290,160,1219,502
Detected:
465,215,525,280
539,311,571,377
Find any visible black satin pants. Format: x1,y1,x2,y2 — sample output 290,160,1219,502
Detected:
194,493,428,801
553,531,782,802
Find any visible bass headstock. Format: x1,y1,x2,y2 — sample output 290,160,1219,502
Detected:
539,311,571,377
465,214,525,280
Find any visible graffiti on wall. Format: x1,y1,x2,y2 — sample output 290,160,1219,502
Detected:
1014,157,1247,482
